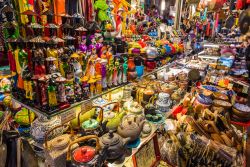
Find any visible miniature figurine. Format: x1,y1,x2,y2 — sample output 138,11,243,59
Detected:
79,36,88,53
70,53,83,82
100,59,108,90
122,57,128,83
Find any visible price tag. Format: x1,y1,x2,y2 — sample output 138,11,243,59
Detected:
81,101,93,113
227,83,234,90
209,76,216,83
61,106,79,124
242,86,249,94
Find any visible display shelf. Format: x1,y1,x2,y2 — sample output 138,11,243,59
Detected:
12,83,126,119
11,58,178,119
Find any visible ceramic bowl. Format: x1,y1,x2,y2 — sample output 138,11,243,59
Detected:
202,85,219,92
213,92,229,101
197,94,213,105
213,100,232,109
232,103,250,118
231,113,250,122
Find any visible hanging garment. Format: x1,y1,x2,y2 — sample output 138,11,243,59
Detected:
7,50,16,72
54,0,65,25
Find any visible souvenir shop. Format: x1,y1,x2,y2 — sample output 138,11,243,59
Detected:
0,0,250,166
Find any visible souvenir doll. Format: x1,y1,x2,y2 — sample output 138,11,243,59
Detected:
16,47,28,90
79,36,88,53
100,59,108,90
122,57,128,83
100,46,107,59
59,54,69,77
70,53,83,82
22,66,33,101
113,57,119,86
88,76,96,97
106,45,113,63
107,57,114,87
74,81,83,101
117,57,123,85
65,79,75,104
38,76,49,109
89,35,96,48
95,58,102,76
46,43,59,68
81,76,90,99
56,76,70,109
95,75,102,94
95,34,104,57
116,8,124,38
46,57,57,74
47,78,58,110
33,45,46,76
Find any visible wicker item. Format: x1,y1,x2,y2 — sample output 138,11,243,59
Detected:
44,124,78,167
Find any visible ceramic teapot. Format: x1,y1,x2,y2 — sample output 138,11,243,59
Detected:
66,135,107,167
30,116,62,143
117,114,145,142
44,124,77,167
78,106,106,136
102,102,126,131
123,99,144,115
99,131,130,161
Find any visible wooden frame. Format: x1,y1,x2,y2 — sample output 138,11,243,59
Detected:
132,133,161,167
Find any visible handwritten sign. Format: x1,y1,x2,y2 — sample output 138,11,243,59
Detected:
135,137,157,167
61,106,80,124
81,101,93,113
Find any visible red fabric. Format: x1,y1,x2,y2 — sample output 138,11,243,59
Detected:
236,0,243,9
206,22,210,36
8,50,16,72
28,0,34,5
25,49,33,71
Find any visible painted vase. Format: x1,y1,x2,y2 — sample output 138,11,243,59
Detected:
30,116,62,143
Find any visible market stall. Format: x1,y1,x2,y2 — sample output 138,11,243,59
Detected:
0,0,249,166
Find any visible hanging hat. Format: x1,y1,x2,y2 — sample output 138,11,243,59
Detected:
82,36,87,40
76,26,87,31
71,53,80,58
21,10,38,16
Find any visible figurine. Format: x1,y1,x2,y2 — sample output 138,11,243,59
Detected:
46,45,59,68
113,57,119,86
65,80,75,104
106,45,113,63
89,35,96,49
95,34,104,57
74,81,83,101
122,57,128,83
95,58,102,76
88,76,96,97
56,76,70,109
47,78,58,109
81,76,90,99
107,57,114,87
117,58,123,85
100,59,108,90
79,36,88,53
70,53,83,82
115,8,124,38
95,75,102,94
46,57,58,74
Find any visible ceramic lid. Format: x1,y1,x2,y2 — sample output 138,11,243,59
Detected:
82,119,99,130
50,134,70,149
73,146,96,163
101,131,120,145
104,111,115,119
